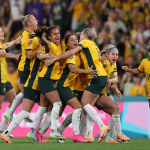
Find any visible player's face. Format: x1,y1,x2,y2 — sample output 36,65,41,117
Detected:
48,28,60,45
107,50,118,64
80,31,86,41
0,28,4,41
67,35,78,49
29,15,38,30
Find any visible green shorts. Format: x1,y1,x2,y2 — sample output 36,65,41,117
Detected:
24,87,40,103
38,77,57,94
18,70,30,84
0,81,13,95
73,90,83,101
57,86,76,104
85,76,107,95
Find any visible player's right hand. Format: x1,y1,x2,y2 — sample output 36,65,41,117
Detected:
122,66,129,71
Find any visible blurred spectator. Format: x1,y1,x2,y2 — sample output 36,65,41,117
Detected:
97,21,115,48
143,16,150,45
134,52,144,68
120,72,135,95
126,55,134,69
27,0,45,25
68,0,84,31
130,75,146,96
133,23,147,49
7,60,20,94
131,2,145,24
9,0,25,39
111,11,127,33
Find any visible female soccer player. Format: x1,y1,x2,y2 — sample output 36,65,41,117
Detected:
57,34,97,143
44,28,110,142
0,27,21,135
122,44,150,104
4,15,43,123
86,45,130,143
29,26,66,141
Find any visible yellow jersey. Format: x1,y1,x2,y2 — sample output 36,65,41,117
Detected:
138,58,150,99
7,69,20,94
101,61,117,95
74,73,88,91
72,2,83,19
57,53,81,91
0,44,8,83
78,39,107,79
39,42,62,80
130,85,146,96
18,30,40,72
24,47,46,91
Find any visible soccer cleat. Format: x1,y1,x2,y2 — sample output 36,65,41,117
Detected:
98,126,110,143
72,134,90,143
117,132,130,142
85,134,94,143
0,133,12,143
27,131,38,143
36,130,51,143
0,125,14,138
49,132,66,140
4,112,13,123
105,137,119,143
17,110,33,123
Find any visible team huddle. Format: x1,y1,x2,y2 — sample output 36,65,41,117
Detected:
1,14,149,144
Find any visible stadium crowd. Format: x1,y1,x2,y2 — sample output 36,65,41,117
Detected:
0,0,150,96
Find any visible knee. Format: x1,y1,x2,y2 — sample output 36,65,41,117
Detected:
113,102,119,113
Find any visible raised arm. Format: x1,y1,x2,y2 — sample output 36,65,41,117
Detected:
45,46,82,66
122,66,141,74
3,36,21,49
0,50,21,60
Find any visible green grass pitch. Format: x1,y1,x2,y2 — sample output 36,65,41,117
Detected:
0,138,149,150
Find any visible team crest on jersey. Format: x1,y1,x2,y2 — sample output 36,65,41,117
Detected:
28,40,32,46
69,56,73,60
3,88,6,92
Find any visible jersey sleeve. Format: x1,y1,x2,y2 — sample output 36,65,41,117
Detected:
37,47,45,55
24,39,34,51
66,55,76,65
113,63,117,72
138,60,144,72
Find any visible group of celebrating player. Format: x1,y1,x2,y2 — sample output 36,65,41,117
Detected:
1,14,149,144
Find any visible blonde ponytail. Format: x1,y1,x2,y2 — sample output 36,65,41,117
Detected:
20,15,31,27
83,28,97,41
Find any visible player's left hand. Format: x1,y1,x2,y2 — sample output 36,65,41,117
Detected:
15,36,22,44
15,53,22,60
107,79,112,87
115,89,122,99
